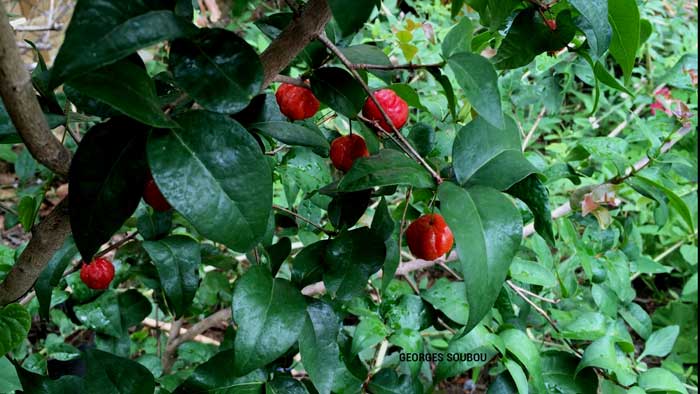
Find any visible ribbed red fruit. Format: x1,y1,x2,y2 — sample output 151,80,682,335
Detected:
362,89,409,132
405,214,454,261
143,172,171,212
330,134,369,172
80,257,115,290
275,82,320,120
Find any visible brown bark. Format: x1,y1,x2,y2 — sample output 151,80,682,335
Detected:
0,3,72,177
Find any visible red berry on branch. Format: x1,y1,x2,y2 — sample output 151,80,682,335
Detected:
143,172,171,212
545,19,557,31
80,257,115,290
275,82,320,121
330,134,370,172
405,213,454,261
362,89,409,133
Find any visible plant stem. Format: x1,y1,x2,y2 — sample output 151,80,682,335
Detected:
350,62,445,71
272,204,335,236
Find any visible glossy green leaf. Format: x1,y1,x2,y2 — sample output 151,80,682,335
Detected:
388,330,423,378
291,240,328,288
323,227,386,301
15,366,84,394
453,116,537,191
337,149,435,192
174,349,266,393
509,258,556,287
632,175,695,233
407,123,436,157
608,0,640,83
367,369,420,394
561,312,608,341
351,315,388,355
299,301,341,394
570,0,612,59
310,67,367,119
638,368,688,394
594,61,633,95
232,265,306,375
0,102,22,144
501,329,546,393
35,236,78,320
442,17,474,58
74,290,151,337
421,278,469,325
385,294,429,332
438,182,522,333
251,121,330,152
266,376,310,394
504,358,528,394
434,325,499,380
50,1,196,88
575,336,618,375
148,111,272,252
143,235,201,318
371,198,398,292
0,304,31,356
638,325,680,361
327,0,376,36
0,356,21,393
83,348,155,394
427,67,456,120
69,117,149,260
447,52,504,129
66,59,176,128
340,45,396,84
541,351,598,394
640,19,653,44
507,174,554,244
619,302,652,339
329,190,372,230
169,28,263,114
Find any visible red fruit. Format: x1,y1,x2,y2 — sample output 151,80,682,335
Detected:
330,134,370,172
275,83,320,120
405,214,454,261
143,172,171,212
362,89,409,133
545,19,557,31
80,258,115,290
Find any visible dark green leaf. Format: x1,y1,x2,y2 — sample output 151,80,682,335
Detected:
427,67,456,120
608,0,640,83
143,235,201,318
66,58,176,128
310,67,367,119
438,182,522,332
453,116,538,190
291,241,328,288
329,190,372,230
15,366,84,394
507,175,554,245
137,209,173,240
570,0,612,59
407,123,436,157
251,121,330,152
594,61,633,95
434,325,499,380
36,237,78,320
147,111,272,252
367,369,419,394
501,329,546,393
340,45,396,84
541,351,598,394
619,302,652,339
351,315,388,354
323,227,386,302
232,265,306,375
448,52,504,129
421,278,469,325
169,28,263,114
337,149,435,192
632,175,695,232
174,349,266,394
0,304,31,355
50,1,196,88
299,301,341,394
267,376,310,394
83,348,155,394
639,19,652,45
266,237,292,276
327,0,377,36
69,117,148,260
442,17,474,58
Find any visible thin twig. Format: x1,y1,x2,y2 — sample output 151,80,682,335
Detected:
271,75,310,88
272,204,335,235
350,62,445,71
12,23,63,31
522,107,546,151
94,232,139,259
507,280,559,304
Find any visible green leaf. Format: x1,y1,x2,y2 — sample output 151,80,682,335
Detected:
434,325,499,380
143,235,201,318
619,302,652,339
351,315,388,355
384,295,428,332
504,358,528,394
15,366,84,394
638,325,680,361
509,258,556,287
575,336,618,375
541,351,598,394
232,265,306,375
569,0,612,59
388,330,424,378
17,194,42,232
340,45,396,84
299,301,341,394
251,121,330,152
608,0,640,83
69,117,149,260
323,227,385,301
407,123,436,157
561,312,608,341
66,59,177,128
148,111,272,253
371,198,399,292
447,52,504,129
327,0,376,36
291,241,327,288
453,116,538,191
638,368,689,394
35,237,78,320
501,329,546,393
487,374,518,394
267,376,310,394
0,356,21,393
367,369,420,394
442,17,474,58
507,175,554,244
493,9,576,70
639,19,653,45
310,67,367,119
137,209,173,240
0,102,21,144
83,348,155,394
632,175,695,233
169,28,263,114
174,349,266,393
438,182,522,332
337,149,435,192
594,61,633,95
329,190,372,230
74,290,151,337
0,304,31,356
421,278,469,325
427,68,456,121
50,1,196,88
